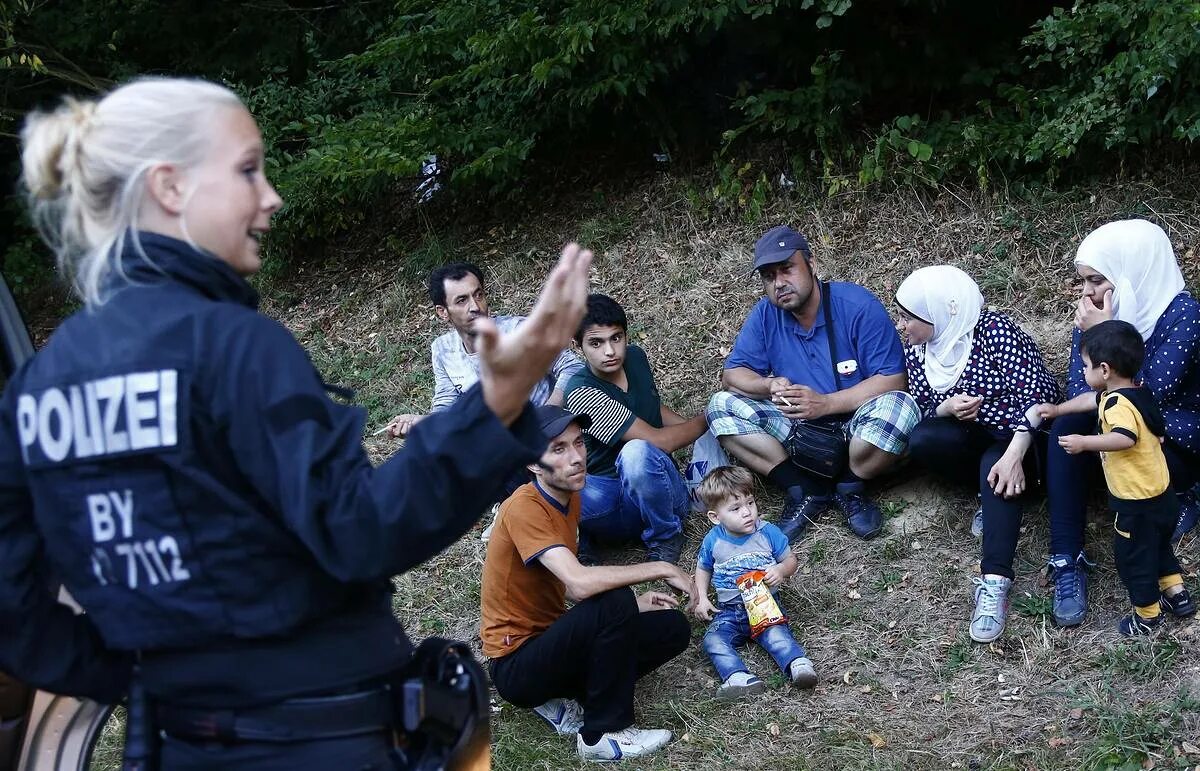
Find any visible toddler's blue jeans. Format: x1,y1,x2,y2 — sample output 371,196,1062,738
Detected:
702,599,806,682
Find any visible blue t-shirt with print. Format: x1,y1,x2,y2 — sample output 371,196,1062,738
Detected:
696,521,790,604
724,282,904,396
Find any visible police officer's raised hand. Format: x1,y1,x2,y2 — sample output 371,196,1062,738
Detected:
475,243,592,426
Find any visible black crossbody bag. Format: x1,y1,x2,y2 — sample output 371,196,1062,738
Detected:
782,282,851,479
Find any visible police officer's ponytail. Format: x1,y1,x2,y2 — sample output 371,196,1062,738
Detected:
19,77,243,307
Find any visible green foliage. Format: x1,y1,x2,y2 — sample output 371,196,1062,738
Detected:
4,0,1200,272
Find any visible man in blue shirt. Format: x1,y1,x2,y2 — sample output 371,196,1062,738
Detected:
707,225,919,542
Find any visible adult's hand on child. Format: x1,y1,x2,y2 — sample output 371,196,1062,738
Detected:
477,243,592,426
1058,434,1087,455
636,591,679,613
1074,291,1113,331
693,597,717,621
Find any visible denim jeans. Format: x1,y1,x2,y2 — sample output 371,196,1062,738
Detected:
702,600,806,682
580,439,689,548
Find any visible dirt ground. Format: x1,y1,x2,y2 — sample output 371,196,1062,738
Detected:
84,170,1200,770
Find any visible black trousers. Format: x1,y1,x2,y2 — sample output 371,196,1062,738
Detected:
490,588,690,735
907,417,1046,579
1113,492,1183,608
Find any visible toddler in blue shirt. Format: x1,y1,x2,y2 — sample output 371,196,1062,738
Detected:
694,466,817,699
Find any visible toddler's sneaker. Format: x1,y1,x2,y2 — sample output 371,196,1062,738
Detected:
1160,588,1196,617
533,698,584,735
970,575,1012,643
788,657,818,688
717,671,765,700
577,726,672,761
1118,612,1162,637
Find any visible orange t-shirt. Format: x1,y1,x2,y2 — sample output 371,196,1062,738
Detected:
480,481,580,658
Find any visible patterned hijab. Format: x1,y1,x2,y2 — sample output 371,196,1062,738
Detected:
896,265,984,392
1074,219,1186,341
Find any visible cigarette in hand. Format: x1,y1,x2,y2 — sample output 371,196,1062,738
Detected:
777,395,794,407
372,425,393,436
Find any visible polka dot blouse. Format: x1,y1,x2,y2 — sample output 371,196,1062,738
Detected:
906,310,1064,434
1066,292,1200,453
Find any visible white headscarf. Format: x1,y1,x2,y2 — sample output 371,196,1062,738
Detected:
1074,219,1186,341
896,265,984,392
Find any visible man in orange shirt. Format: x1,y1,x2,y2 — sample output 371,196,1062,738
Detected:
480,406,695,762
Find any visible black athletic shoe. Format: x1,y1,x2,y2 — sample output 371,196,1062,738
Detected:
1117,611,1162,637
778,494,832,543
1161,588,1196,617
836,486,882,540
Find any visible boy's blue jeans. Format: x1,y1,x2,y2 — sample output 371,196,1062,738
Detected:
580,439,689,549
702,599,806,682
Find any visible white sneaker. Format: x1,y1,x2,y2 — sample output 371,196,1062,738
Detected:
970,574,1012,643
532,697,584,735
788,657,818,688
717,671,765,700
480,502,502,543
577,726,672,761
970,496,983,538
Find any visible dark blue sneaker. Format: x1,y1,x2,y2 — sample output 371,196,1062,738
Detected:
1046,553,1090,626
1161,588,1196,617
1171,490,1198,544
778,494,831,543
1117,611,1162,637
835,481,882,540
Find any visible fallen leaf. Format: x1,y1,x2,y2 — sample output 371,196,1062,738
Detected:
1069,708,1084,720
682,732,691,743
848,589,862,600
866,732,887,749
1047,736,1071,749
768,723,780,737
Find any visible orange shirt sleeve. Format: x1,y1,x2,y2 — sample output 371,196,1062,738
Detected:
506,498,571,565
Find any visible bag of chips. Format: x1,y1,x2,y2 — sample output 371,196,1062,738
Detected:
735,570,787,638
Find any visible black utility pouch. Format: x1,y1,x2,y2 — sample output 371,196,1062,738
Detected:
392,638,490,771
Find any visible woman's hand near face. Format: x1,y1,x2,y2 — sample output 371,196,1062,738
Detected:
477,243,592,426
1074,290,1113,331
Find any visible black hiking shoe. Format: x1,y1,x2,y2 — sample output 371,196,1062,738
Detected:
835,482,882,539
778,494,831,543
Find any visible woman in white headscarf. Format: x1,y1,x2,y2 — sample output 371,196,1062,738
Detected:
1039,219,1200,628
896,265,1062,645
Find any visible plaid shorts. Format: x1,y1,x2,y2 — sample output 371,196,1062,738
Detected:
706,389,920,456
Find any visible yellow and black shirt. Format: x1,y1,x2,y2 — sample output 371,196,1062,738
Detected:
1097,387,1170,502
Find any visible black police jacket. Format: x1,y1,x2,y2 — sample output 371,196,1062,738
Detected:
0,233,544,707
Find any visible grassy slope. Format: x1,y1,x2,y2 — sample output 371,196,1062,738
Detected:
84,169,1200,770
